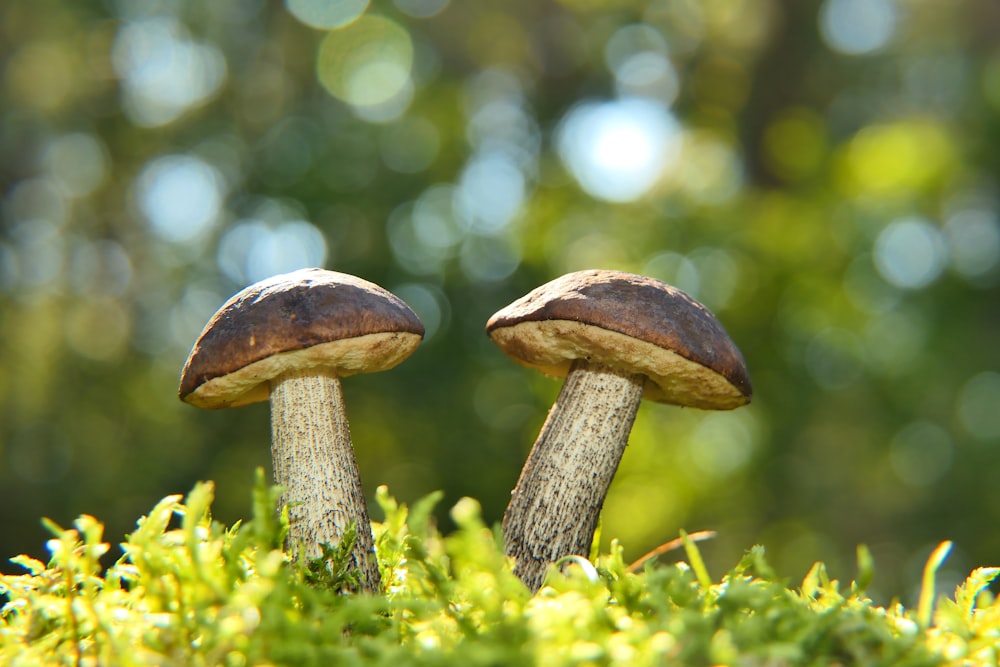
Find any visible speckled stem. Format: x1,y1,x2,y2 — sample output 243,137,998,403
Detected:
502,358,644,592
269,368,380,593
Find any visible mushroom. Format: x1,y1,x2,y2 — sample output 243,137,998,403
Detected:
486,269,751,591
179,268,424,592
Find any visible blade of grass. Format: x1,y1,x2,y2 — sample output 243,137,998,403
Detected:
853,544,874,595
680,529,713,591
917,540,952,629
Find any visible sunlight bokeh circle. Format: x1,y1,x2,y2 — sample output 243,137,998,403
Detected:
316,15,413,110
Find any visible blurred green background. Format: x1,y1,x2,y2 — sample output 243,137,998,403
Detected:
1,0,999,604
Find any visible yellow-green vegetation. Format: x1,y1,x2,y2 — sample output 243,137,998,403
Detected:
1,474,998,666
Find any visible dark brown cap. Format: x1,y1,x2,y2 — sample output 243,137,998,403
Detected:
179,268,424,409
486,269,751,409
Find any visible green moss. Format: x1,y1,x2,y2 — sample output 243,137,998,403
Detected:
1,473,997,666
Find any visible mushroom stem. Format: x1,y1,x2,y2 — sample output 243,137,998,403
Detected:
502,358,644,591
269,368,380,592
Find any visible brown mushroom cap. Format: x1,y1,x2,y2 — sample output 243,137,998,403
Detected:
179,268,425,409
486,269,751,409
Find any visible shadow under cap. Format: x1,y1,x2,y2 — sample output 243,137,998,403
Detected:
179,268,425,408
486,269,751,409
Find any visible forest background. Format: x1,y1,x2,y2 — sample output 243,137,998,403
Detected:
1,0,998,604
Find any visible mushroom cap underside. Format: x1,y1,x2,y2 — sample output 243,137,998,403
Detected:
179,268,424,408
486,269,751,409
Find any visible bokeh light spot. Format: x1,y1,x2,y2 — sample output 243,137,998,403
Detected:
391,282,450,341
70,240,134,297
841,121,954,197
412,185,463,250
644,0,706,55
138,155,225,244
473,369,535,431
459,233,521,283
686,411,757,478
456,151,526,233
4,41,77,112
945,209,1000,282
285,0,369,29
44,134,109,198
466,97,541,167
805,328,863,390
762,108,827,182
394,0,449,18
386,185,467,277
873,217,947,289
672,132,743,205
688,246,740,310
316,15,414,111
463,67,525,114
217,213,328,286
614,52,679,105
605,23,668,71
956,372,1000,441
65,296,132,362
819,0,897,55
604,21,675,102
863,309,926,377
170,286,229,351
112,16,227,127
557,231,628,275
5,178,67,227
557,98,680,202
348,61,409,107
644,248,740,309
642,251,700,297
379,116,441,173
889,421,953,487
843,254,902,314
8,219,66,289
388,203,447,276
